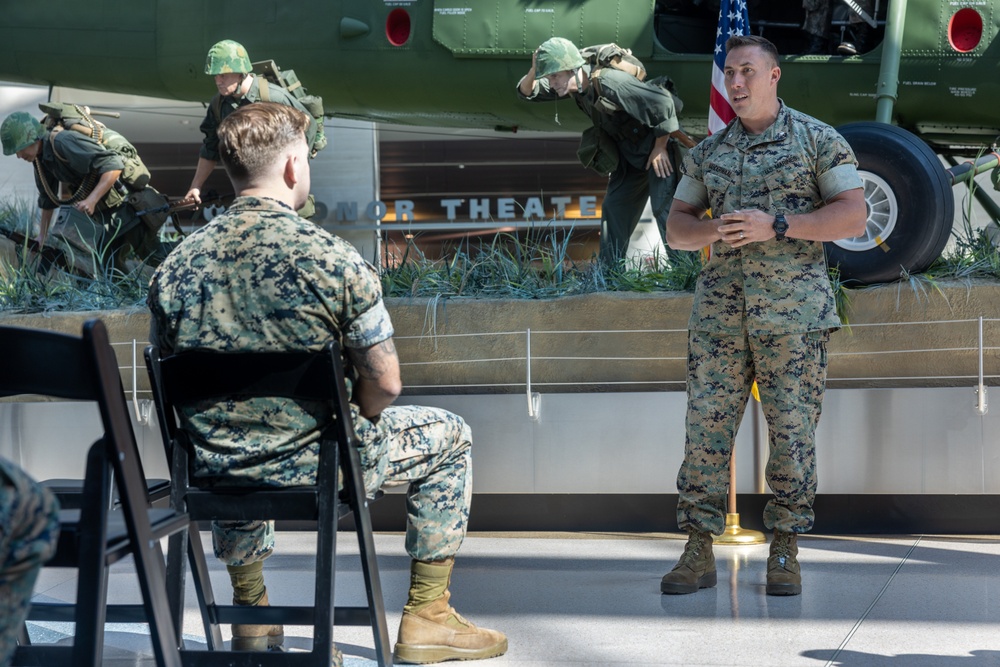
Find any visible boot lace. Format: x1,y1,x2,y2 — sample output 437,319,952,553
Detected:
679,531,709,565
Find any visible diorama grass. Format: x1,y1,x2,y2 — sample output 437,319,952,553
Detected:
1,187,999,318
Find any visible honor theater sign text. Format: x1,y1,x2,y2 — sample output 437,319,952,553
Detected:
333,195,600,223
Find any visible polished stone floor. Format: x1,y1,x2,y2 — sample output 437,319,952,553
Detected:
26,530,1000,666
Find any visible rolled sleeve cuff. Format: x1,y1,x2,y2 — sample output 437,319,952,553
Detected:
673,175,710,211
653,118,681,137
819,163,864,201
345,300,395,349
199,143,220,161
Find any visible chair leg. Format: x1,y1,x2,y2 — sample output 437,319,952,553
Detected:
342,446,393,667
312,445,340,667
16,622,31,647
72,451,113,667
185,524,224,650
131,539,182,667
165,530,188,648
353,496,392,667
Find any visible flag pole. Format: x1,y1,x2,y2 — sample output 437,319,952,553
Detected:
714,383,765,545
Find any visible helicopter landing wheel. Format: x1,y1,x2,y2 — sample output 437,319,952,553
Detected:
828,122,954,286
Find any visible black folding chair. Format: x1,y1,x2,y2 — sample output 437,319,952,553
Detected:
144,341,392,667
5,319,186,667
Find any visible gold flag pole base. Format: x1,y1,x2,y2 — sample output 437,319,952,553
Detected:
713,513,766,545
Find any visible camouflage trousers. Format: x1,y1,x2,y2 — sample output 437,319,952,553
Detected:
212,404,473,566
0,459,60,665
676,329,829,535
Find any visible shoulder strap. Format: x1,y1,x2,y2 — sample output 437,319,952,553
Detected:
47,127,69,163
257,76,271,103
210,94,223,123
589,69,621,114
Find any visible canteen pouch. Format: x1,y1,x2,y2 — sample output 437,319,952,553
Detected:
577,125,619,176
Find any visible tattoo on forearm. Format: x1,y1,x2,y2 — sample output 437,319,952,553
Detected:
357,339,397,379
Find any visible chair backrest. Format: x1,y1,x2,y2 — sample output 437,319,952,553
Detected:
0,318,159,564
144,341,356,521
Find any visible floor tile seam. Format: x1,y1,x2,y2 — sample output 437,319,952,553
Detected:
821,535,923,667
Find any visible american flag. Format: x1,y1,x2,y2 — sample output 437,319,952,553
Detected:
708,0,750,135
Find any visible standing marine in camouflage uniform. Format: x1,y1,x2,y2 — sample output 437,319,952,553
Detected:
0,111,165,275
660,35,866,597
517,37,696,265
0,458,60,665
182,39,322,219
149,102,506,665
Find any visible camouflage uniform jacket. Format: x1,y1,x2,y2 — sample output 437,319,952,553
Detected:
147,196,393,486
33,130,125,211
674,101,862,336
518,65,681,170
199,75,319,161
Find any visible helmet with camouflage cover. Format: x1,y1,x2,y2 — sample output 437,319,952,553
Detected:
1,112,44,156
205,39,253,75
535,37,586,78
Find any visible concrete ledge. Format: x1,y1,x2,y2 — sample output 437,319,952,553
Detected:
1,279,999,397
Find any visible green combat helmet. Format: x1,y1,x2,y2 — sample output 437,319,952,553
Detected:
205,39,252,75
1,112,44,156
535,37,586,78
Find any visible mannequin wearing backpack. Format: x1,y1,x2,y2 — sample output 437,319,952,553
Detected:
518,37,696,266
183,40,325,220
0,109,168,277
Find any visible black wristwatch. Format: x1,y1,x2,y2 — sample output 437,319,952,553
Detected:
773,213,788,240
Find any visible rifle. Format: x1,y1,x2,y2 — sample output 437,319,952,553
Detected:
133,193,233,220
133,193,232,238
133,199,201,218
0,228,66,268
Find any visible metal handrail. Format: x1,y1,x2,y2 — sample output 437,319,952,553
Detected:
113,317,1000,418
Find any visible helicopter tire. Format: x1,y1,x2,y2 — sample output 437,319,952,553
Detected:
827,122,954,286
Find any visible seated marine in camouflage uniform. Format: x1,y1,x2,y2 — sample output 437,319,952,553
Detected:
0,112,165,275
0,458,60,665
182,39,322,219
517,37,696,265
148,102,507,665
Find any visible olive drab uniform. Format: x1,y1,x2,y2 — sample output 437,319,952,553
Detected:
673,101,862,535
0,458,60,665
33,129,165,275
147,196,473,565
518,65,684,265
199,77,321,219
199,77,319,165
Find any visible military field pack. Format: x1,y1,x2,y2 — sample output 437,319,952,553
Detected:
37,102,169,230
582,44,683,116
210,59,328,157
39,102,151,192
580,43,647,83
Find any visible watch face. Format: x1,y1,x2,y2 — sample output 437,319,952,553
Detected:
774,216,788,235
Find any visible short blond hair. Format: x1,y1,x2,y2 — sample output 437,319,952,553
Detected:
217,102,310,183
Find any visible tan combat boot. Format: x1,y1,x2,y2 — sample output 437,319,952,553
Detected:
227,562,284,651
766,530,802,596
231,590,285,651
394,559,508,664
660,528,717,595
